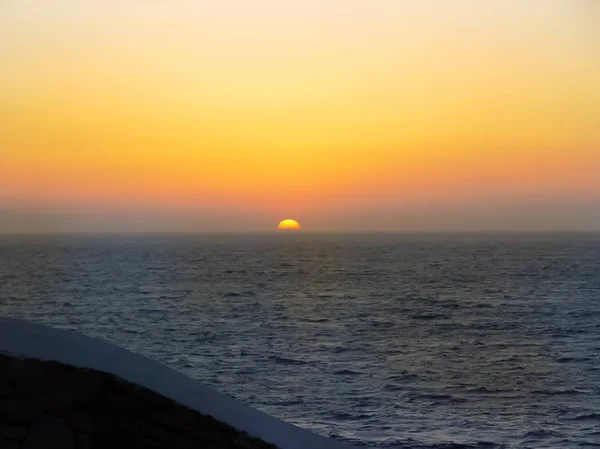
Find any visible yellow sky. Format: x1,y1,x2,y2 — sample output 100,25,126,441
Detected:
1,1,599,231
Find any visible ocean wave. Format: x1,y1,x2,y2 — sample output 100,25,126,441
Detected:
411,313,449,320
333,369,361,376
531,388,589,396
333,346,349,353
267,355,310,365
331,412,373,421
568,412,600,421
522,429,562,439
222,290,256,298
371,438,504,448
387,372,420,381
407,393,467,404
383,384,405,392
465,386,507,394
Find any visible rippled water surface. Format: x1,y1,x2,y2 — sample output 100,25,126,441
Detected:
1,233,600,448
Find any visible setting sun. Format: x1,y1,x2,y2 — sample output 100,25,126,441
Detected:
277,219,301,230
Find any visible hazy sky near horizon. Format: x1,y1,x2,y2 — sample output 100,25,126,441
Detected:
1,1,599,232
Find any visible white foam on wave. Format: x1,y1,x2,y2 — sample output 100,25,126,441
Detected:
0,317,354,449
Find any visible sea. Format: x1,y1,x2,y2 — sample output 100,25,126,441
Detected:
1,233,599,448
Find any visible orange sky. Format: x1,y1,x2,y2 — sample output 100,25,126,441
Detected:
1,1,599,232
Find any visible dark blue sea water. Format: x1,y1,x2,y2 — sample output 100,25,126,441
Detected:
1,233,599,448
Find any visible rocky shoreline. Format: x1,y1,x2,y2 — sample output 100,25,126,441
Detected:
0,353,277,449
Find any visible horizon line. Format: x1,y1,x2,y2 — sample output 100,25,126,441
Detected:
1,230,600,236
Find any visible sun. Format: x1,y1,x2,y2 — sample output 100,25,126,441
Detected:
277,219,301,230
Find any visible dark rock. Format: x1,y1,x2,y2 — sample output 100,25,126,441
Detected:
232,437,261,449
138,420,166,442
0,357,25,391
46,366,104,404
0,355,24,375
150,410,193,432
46,395,76,417
75,432,92,449
0,442,21,449
169,434,203,449
22,415,74,449
194,426,225,444
171,405,197,426
67,410,95,433
107,415,139,438
0,372,13,396
104,392,150,418
43,360,73,379
197,413,220,427
0,355,280,449
134,437,159,449
0,397,46,423
11,358,47,398
92,415,114,434
0,424,28,439
72,369,105,403
129,384,174,408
